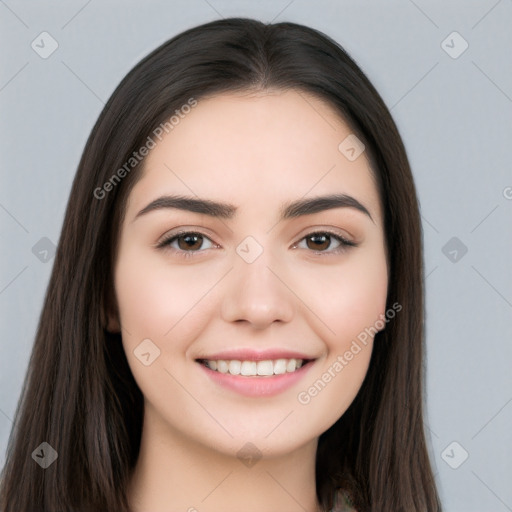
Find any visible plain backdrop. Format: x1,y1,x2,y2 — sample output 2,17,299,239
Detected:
1,1,511,510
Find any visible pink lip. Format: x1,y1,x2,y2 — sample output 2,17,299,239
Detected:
196,359,315,397
195,348,314,361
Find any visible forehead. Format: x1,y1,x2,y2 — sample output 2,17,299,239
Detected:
126,89,382,225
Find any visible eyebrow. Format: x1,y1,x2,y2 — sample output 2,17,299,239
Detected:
133,193,374,223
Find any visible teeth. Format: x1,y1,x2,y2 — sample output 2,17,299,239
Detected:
286,359,297,372
204,358,306,376
216,360,229,373
228,360,241,375
273,359,287,375
256,360,273,376
240,361,257,376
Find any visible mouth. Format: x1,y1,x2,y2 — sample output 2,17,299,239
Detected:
196,356,316,397
196,358,314,377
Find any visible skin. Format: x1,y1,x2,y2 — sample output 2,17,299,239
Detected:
108,89,388,512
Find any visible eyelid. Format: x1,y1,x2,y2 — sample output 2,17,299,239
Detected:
293,225,356,244
155,228,218,252
291,229,357,255
156,226,358,258
156,226,216,245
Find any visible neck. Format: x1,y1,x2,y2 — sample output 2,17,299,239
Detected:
127,404,322,512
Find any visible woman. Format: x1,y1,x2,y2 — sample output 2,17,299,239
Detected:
0,17,442,511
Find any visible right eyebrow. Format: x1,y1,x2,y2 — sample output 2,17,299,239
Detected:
134,195,236,220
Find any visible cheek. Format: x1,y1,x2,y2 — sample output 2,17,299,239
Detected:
113,247,222,415
295,247,388,348
295,343,373,437
113,246,220,353
291,248,387,428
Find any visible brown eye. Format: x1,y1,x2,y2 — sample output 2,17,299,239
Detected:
295,231,356,255
176,233,204,251
157,231,215,254
305,233,331,251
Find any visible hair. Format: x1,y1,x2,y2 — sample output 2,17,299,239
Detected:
0,17,441,512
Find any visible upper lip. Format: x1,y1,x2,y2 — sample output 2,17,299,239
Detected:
195,348,316,362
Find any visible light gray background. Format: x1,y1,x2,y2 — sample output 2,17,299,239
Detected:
1,1,511,510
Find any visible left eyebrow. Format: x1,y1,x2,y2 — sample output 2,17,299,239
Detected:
133,193,374,223
280,194,374,223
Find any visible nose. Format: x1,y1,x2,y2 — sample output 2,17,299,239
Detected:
220,246,294,330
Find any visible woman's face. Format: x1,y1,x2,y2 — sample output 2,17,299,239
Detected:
111,89,388,457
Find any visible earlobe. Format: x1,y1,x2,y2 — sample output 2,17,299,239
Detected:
106,311,121,333
103,285,121,333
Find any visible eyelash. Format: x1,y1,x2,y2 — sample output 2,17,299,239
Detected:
156,229,357,259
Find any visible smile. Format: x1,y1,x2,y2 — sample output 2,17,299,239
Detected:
196,357,316,397
198,358,309,376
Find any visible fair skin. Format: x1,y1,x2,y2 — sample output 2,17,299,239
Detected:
108,89,388,512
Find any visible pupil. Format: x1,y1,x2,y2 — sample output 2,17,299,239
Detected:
179,234,202,250
308,234,329,251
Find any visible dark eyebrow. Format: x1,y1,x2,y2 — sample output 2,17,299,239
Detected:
134,195,236,220
133,193,374,223
280,194,373,223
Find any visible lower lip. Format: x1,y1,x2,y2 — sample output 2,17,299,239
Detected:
197,361,315,397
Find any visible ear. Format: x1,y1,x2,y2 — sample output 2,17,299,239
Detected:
106,309,121,333
103,284,121,333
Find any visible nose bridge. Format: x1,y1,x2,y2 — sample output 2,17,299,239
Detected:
220,235,294,328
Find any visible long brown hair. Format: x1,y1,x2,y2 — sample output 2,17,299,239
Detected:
0,17,441,511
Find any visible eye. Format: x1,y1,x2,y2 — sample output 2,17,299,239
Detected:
293,231,357,255
157,231,216,258
156,229,357,259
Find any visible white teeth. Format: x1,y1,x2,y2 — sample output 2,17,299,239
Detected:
273,359,287,375
256,360,273,376
217,360,229,373
203,358,306,376
228,360,241,375
240,361,257,376
286,359,297,372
